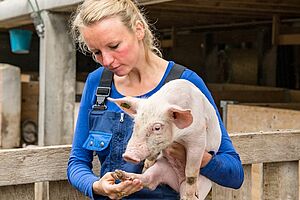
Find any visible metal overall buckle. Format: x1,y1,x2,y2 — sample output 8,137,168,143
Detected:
92,86,111,110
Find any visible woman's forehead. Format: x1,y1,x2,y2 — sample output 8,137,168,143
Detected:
81,17,134,49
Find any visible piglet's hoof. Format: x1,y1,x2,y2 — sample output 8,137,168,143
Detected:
180,194,199,200
111,170,133,182
180,198,199,200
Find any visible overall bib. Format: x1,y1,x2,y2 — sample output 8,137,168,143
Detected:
83,64,185,199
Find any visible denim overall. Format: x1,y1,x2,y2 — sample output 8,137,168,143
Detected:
83,65,185,199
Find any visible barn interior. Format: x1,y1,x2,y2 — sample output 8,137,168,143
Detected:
1,0,300,88
0,1,300,199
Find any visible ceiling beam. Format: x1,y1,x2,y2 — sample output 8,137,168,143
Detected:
157,1,300,15
138,0,175,6
0,0,174,28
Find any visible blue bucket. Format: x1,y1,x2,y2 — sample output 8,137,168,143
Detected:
9,29,33,54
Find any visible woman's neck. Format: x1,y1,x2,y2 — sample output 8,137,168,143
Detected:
114,53,169,96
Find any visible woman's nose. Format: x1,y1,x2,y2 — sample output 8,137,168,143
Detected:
102,52,114,68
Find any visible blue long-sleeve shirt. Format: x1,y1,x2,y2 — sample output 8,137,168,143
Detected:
67,61,244,199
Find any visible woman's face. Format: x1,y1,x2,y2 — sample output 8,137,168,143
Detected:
81,16,145,76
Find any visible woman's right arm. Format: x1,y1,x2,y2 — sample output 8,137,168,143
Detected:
67,74,102,199
67,71,143,199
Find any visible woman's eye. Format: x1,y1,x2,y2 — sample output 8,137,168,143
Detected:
110,44,119,49
94,50,101,55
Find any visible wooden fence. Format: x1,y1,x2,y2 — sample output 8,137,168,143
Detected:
0,130,299,200
222,102,300,200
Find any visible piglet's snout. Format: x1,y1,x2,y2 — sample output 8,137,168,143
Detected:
123,144,150,164
122,152,141,164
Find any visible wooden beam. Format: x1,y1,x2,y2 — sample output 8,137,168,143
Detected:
230,130,300,165
0,0,176,28
0,144,99,186
159,0,300,15
149,4,273,18
160,39,173,48
0,145,71,186
226,104,300,132
138,0,175,6
211,90,289,108
278,34,300,45
0,130,298,186
243,102,300,110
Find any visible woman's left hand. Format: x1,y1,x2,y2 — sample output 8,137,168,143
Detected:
165,142,212,168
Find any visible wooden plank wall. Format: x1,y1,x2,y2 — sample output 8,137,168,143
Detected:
0,184,34,200
49,181,89,200
212,130,300,200
226,104,300,132
225,104,300,200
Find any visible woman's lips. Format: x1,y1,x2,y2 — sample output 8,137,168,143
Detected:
110,65,121,71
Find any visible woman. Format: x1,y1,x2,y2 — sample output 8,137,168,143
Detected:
67,0,244,199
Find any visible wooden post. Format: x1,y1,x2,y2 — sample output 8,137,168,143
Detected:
257,27,271,86
37,11,76,200
272,15,280,46
0,64,21,148
39,11,76,146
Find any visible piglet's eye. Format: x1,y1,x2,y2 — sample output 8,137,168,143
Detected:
152,123,162,132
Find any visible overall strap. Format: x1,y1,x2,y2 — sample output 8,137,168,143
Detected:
163,63,186,84
93,68,113,110
93,63,185,109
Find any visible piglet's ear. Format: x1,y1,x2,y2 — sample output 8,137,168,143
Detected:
168,105,193,129
107,97,141,116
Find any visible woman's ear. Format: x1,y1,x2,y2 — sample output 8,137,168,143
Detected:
135,20,145,40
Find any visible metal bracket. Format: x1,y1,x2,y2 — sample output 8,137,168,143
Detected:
220,100,237,129
28,0,45,38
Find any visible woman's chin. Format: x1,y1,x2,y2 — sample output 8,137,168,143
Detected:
113,68,129,77
114,71,127,77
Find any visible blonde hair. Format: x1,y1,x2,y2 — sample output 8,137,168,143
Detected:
71,0,161,58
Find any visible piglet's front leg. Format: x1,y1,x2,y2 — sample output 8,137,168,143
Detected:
181,145,205,200
113,157,180,192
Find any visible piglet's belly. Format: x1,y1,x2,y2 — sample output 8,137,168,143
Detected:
163,151,186,186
